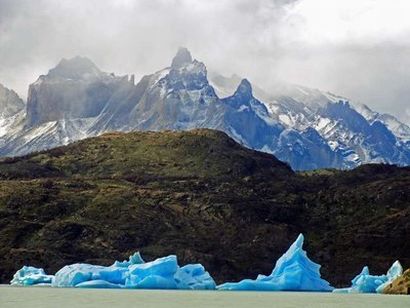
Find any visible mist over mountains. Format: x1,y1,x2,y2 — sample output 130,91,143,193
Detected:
0,48,409,170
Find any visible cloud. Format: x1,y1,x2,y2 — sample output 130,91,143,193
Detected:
0,0,409,124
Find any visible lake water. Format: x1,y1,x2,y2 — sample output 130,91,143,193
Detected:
1,286,409,308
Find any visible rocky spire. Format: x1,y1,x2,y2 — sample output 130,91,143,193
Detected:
233,79,253,101
171,47,193,69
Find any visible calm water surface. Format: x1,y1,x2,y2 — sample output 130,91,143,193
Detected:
1,286,409,308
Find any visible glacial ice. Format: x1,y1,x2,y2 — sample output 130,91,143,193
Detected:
217,234,333,291
10,236,402,293
112,251,145,268
174,264,216,290
52,264,129,287
12,252,216,290
333,261,403,294
10,266,53,286
124,256,216,290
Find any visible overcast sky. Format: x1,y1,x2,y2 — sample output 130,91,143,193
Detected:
1,0,409,123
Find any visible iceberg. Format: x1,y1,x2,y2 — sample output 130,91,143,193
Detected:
11,252,216,290
333,261,403,294
128,255,178,279
376,261,403,293
124,255,216,290
174,264,216,290
217,234,333,291
52,263,129,287
125,255,179,289
112,252,145,268
10,266,54,286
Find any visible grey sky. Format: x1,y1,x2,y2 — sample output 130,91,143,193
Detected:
0,0,409,123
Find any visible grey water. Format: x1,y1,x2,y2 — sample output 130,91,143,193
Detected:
1,286,409,308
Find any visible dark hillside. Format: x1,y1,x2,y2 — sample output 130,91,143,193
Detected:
0,129,408,286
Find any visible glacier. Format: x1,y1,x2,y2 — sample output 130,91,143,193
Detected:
333,261,403,294
217,234,334,292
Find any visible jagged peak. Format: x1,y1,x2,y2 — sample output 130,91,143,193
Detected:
48,56,102,79
0,83,25,115
0,83,19,96
171,47,193,69
233,78,253,99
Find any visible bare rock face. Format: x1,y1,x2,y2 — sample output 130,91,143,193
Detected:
171,47,193,69
0,83,24,118
25,56,127,127
383,269,410,295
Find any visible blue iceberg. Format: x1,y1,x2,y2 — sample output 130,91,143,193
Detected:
52,263,129,287
11,252,216,289
174,264,216,290
125,255,216,290
112,252,145,268
333,261,403,294
125,255,179,289
217,234,333,291
10,266,53,286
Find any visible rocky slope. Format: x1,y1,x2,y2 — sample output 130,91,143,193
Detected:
383,269,410,294
1,48,409,170
0,129,408,286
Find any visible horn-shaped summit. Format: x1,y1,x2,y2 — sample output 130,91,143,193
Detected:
171,47,193,69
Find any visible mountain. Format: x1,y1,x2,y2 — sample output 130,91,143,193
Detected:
210,73,410,168
0,129,408,285
0,84,25,140
26,56,127,127
0,48,409,170
0,83,24,118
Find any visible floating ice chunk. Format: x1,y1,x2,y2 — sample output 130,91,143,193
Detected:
125,255,179,289
385,261,403,282
128,255,178,279
12,252,216,290
125,255,216,290
10,266,54,286
217,234,333,291
112,252,145,268
333,266,386,293
333,261,403,294
52,263,127,287
375,260,403,293
174,264,216,290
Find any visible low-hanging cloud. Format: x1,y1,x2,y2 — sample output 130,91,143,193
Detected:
0,0,409,124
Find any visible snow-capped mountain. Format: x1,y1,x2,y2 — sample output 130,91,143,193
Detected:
210,73,410,168
1,48,409,170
